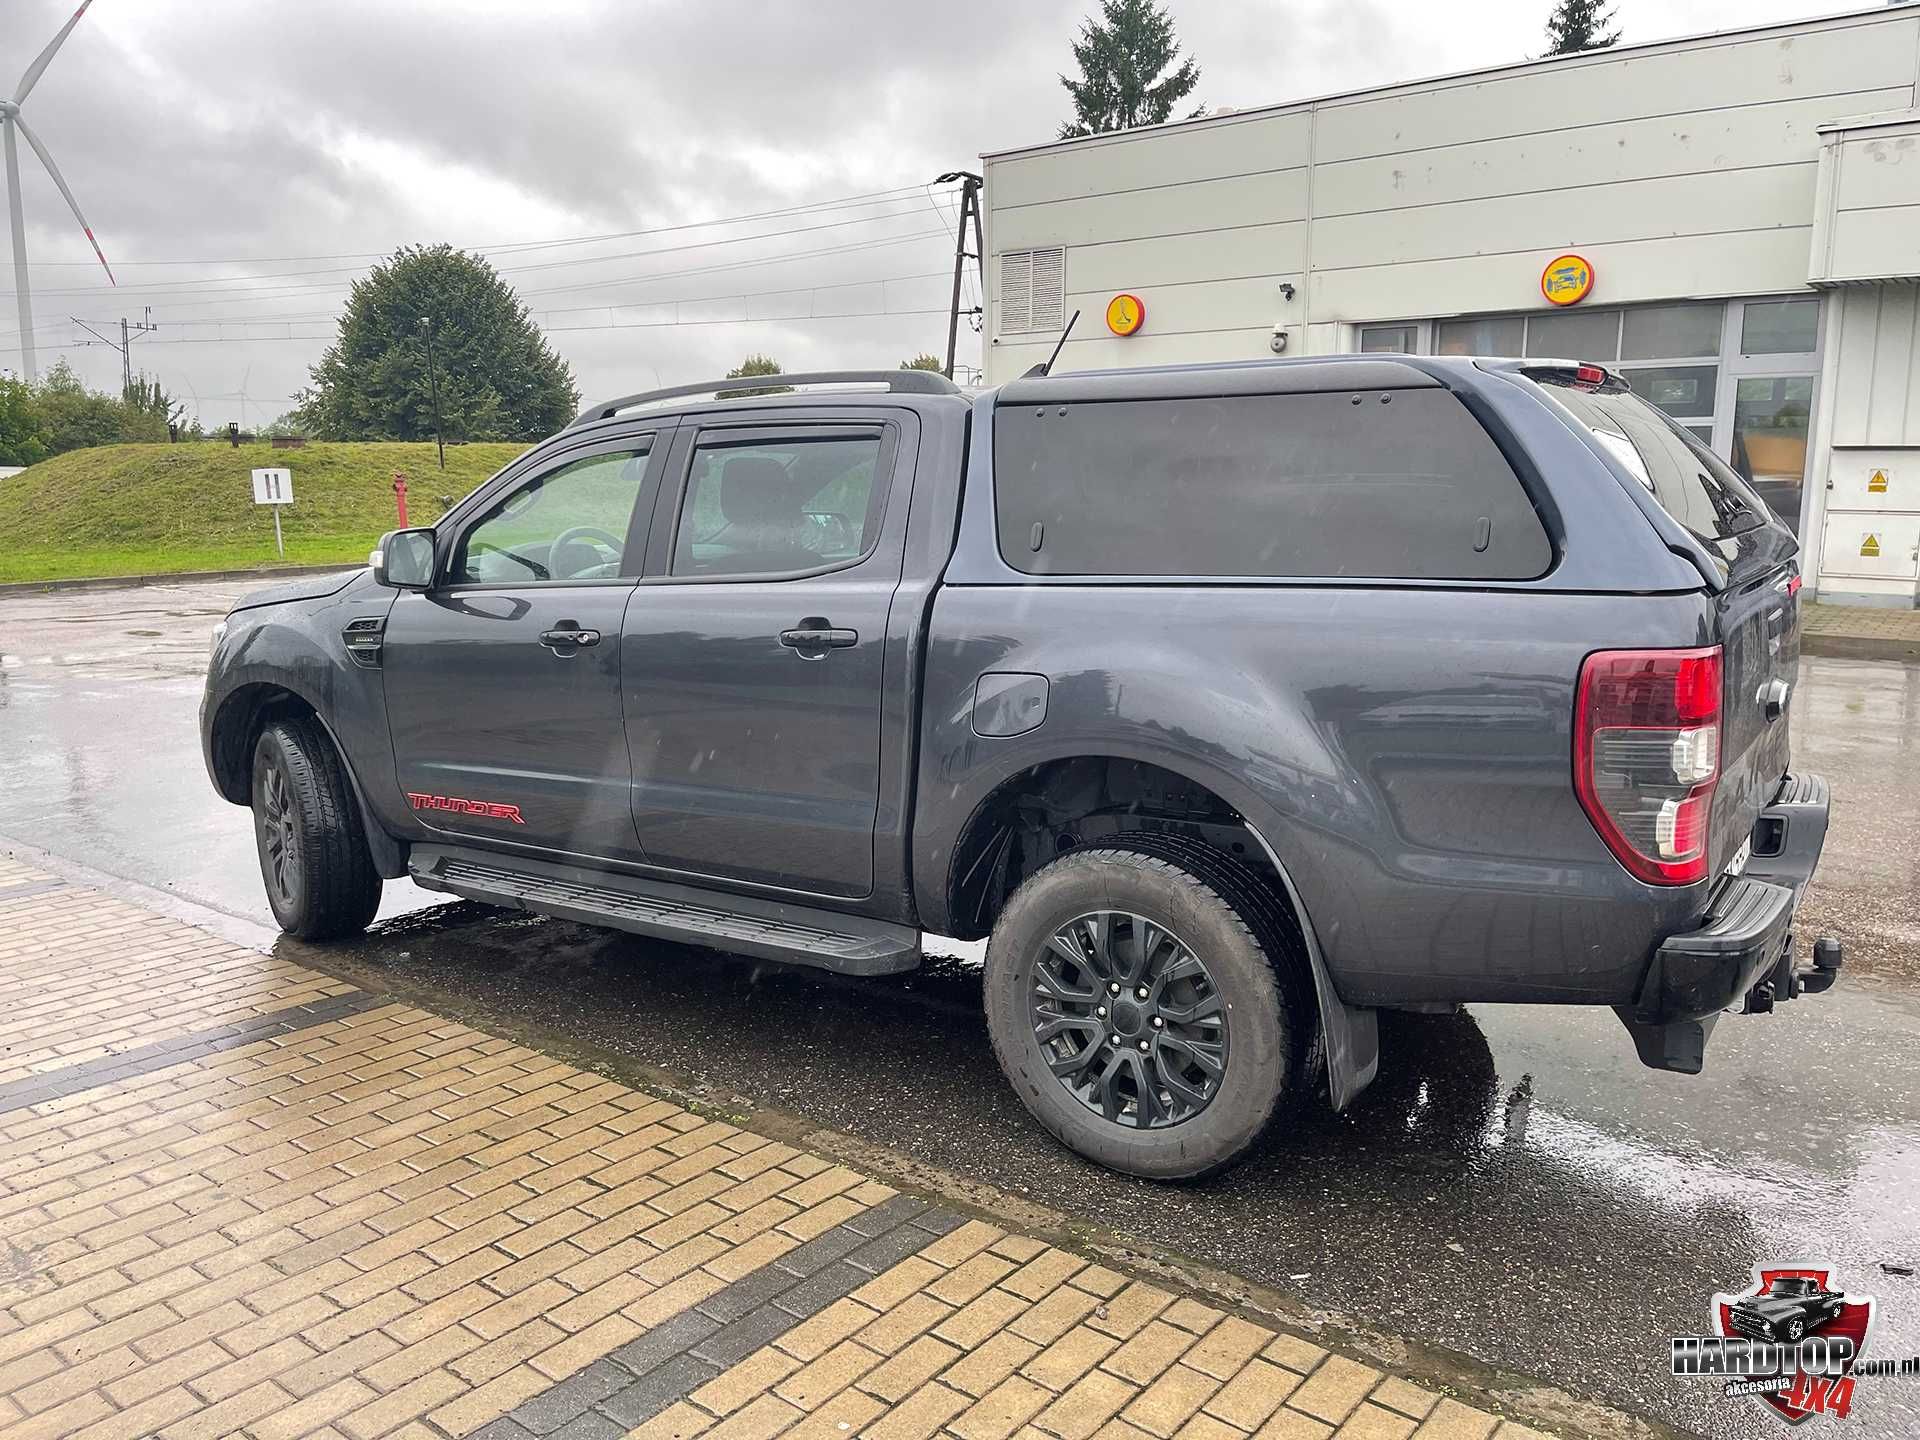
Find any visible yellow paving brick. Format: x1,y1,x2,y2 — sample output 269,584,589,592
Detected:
775,1337,886,1410
778,1194,867,1241
1011,1284,1102,1345
782,1383,886,1440
1406,1399,1498,1440
360,1326,484,1390
1023,1325,1119,1392
863,1379,971,1440
628,1399,716,1440
1185,1316,1272,1381
623,1269,730,1328
1260,1334,1328,1376
1069,1265,1129,1299
855,1255,946,1310
1161,1300,1224,1336
941,1329,1044,1400
1287,1357,1384,1427
706,1390,804,1440
1203,1358,1301,1430
776,1297,884,1363
862,1333,964,1404
248,1378,381,1440
920,1219,1005,1268
1173,1415,1243,1440
450,1319,567,1385
428,1362,551,1434
1253,1411,1333,1440
926,1251,1018,1306
1122,1365,1221,1438
1105,1320,1198,1386
1087,1283,1175,1341
1366,1379,1438,1422
337,1368,468,1440
952,1374,1053,1440
693,1345,804,1416
1331,1402,1418,1440
855,1291,953,1356
530,1312,643,1381
704,1228,800,1282
1034,1369,1140,1440
1004,1249,1087,1301
934,1287,1030,1348
188,1336,316,1403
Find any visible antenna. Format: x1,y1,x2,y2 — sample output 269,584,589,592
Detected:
1025,308,1081,379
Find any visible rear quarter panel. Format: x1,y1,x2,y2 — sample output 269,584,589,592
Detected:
915,582,1719,1007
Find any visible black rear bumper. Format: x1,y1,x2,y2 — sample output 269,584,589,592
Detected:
1616,772,1839,1074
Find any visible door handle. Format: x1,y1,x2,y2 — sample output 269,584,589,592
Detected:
779,619,857,657
539,626,601,650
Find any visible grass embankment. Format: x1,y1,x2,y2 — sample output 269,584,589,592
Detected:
0,441,527,583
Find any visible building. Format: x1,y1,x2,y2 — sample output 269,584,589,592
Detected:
980,5,1920,604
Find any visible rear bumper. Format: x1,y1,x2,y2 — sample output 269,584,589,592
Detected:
1615,772,1839,1074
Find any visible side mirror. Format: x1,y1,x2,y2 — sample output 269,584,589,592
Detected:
371,528,436,589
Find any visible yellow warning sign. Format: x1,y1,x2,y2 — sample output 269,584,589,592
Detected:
1860,533,1881,558
1867,468,1889,493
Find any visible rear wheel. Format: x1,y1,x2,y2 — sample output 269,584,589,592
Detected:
983,835,1311,1180
251,717,382,940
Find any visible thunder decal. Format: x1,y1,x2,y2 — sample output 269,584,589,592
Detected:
406,792,526,824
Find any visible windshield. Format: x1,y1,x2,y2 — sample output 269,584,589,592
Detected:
1535,377,1771,543
1766,1278,1816,1297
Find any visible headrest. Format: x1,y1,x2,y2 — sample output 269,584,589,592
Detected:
718,457,801,529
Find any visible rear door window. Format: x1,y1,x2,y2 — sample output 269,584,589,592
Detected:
993,389,1551,579
1536,379,1768,542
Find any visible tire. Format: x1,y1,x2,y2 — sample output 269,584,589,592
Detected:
1786,1318,1806,1343
251,716,382,941
983,834,1313,1180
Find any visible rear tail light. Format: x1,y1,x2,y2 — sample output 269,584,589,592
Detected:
1573,646,1722,885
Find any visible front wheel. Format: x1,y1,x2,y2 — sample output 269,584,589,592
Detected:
251,717,382,941
983,836,1311,1180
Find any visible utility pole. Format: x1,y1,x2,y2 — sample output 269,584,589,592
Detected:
69,307,156,395
419,315,445,470
934,171,985,382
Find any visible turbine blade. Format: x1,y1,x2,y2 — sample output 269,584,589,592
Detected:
15,0,96,105
12,114,114,285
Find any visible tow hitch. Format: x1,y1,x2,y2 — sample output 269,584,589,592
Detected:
1746,935,1844,1012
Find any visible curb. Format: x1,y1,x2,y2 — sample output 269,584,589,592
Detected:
1802,630,1920,663
0,561,358,597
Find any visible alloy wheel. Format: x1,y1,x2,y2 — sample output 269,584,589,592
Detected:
1029,910,1229,1128
259,759,300,906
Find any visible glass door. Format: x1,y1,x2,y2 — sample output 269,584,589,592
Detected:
1717,298,1822,536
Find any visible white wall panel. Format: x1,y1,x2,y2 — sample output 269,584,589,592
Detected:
990,326,1281,374
1312,15,1918,164
1056,224,1305,293
988,113,1310,209
991,170,1309,253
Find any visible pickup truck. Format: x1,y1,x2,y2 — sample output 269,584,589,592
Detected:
202,359,1841,1179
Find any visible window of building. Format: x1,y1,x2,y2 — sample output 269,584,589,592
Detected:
1740,299,1819,355
1358,325,1418,354
1524,307,1620,361
1622,303,1722,360
1436,316,1524,355
994,389,1550,580
671,433,886,579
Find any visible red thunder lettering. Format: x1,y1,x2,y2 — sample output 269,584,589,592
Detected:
405,791,525,824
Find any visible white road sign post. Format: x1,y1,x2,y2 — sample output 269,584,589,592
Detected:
251,467,293,559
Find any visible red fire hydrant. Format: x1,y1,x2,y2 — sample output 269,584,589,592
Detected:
393,472,409,528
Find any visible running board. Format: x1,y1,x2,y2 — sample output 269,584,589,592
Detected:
408,845,921,976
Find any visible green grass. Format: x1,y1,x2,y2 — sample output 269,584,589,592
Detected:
0,440,528,584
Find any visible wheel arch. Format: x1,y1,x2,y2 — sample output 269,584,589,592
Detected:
208,680,407,879
932,750,1378,1110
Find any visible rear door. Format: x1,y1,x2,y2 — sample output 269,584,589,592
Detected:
382,431,665,861
1537,377,1797,869
620,412,915,898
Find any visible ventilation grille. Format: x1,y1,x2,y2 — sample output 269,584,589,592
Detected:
999,247,1066,334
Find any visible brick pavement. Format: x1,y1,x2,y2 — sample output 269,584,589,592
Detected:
0,858,1552,1440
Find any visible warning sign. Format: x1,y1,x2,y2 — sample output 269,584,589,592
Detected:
1860,533,1881,558
1867,468,1889,493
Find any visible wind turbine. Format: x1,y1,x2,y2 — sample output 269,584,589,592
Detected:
2,0,115,382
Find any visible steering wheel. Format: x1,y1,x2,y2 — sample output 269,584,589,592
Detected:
548,525,625,578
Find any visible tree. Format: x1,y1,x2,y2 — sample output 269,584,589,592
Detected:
1058,0,1201,139
719,354,788,398
120,375,179,443
0,376,51,467
1543,0,1619,55
900,354,945,372
34,360,123,453
295,244,577,442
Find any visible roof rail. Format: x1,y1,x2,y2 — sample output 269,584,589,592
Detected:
573,369,959,425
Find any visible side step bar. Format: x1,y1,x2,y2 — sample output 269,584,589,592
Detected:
409,846,922,976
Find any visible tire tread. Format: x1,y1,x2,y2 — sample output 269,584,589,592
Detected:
257,716,381,941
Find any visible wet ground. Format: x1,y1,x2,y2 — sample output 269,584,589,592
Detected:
2,577,1916,1439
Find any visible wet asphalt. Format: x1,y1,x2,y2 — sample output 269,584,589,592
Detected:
1,577,1916,1440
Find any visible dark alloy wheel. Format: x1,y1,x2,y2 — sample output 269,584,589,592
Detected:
1033,911,1228,1129
250,716,382,941
985,835,1312,1180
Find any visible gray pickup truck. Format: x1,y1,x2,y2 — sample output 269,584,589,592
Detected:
201,358,1840,1178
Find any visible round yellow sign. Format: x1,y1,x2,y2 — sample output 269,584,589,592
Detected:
1105,293,1146,337
1541,253,1595,306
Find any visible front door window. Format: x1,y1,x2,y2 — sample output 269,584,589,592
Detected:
1729,376,1814,534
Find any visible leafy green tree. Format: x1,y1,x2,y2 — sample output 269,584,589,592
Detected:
34,360,124,453
1059,0,1201,139
119,375,177,443
0,376,51,467
900,354,945,372
1543,0,1618,54
719,354,789,398
296,244,577,441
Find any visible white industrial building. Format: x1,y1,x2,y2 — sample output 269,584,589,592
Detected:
980,4,1920,605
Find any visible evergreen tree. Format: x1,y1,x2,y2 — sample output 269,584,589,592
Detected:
899,354,945,372
1543,0,1619,55
296,244,577,441
720,354,789,398
1059,0,1201,139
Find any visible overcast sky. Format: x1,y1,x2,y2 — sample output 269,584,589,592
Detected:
1,0,1869,428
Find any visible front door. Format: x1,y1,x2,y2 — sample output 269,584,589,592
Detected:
383,434,662,861
621,416,912,898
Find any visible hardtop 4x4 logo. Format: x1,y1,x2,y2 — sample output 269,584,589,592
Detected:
1673,1264,1879,1424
